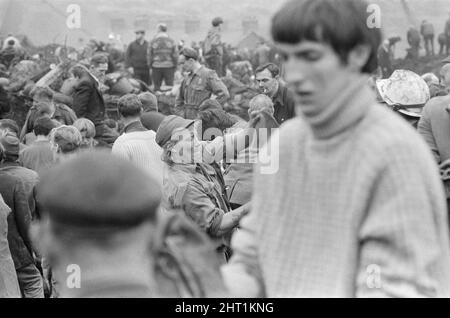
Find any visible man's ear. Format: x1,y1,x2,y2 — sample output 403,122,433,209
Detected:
347,44,371,73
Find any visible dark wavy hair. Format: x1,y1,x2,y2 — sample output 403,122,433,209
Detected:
271,0,382,73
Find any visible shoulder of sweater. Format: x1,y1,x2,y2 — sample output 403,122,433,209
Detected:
357,104,438,166
423,95,450,112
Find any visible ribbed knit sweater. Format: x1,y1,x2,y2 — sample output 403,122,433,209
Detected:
112,130,163,186
223,78,450,297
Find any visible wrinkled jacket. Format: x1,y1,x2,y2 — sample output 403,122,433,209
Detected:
0,172,34,269
149,33,178,68
72,75,105,126
162,163,232,246
153,209,228,297
175,66,230,119
204,27,223,57
0,162,39,220
0,194,21,298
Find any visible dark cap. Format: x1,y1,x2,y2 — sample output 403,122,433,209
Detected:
38,151,162,228
180,47,199,61
212,17,224,27
155,115,194,147
90,53,109,65
0,132,20,156
138,92,158,112
141,111,166,132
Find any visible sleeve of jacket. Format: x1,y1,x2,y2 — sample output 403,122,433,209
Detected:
172,42,179,66
13,180,33,254
418,103,441,163
125,43,133,68
355,139,450,297
207,71,230,105
147,41,153,67
181,181,225,238
174,79,186,116
72,81,92,118
221,161,267,297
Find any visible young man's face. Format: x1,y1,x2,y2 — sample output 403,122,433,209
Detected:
178,55,193,73
255,69,279,97
278,40,354,117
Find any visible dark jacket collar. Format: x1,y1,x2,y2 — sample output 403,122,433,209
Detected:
122,120,147,134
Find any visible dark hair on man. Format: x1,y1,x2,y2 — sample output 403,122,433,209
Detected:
0,119,20,136
255,63,280,78
32,86,54,102
90,53,109,67
104,118,118,130
271,0,382,73
33,116,56,137
70,65,89,79
197,109,236,140
118,94,143,118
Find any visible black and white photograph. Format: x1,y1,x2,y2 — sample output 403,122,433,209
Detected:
1,0,450,303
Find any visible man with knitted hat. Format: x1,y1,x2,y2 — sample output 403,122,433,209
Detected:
36,152,161,297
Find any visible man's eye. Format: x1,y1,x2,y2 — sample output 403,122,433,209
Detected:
280,53,289,62
298,52,322,61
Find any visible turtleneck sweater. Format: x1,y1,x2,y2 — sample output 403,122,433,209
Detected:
223,77,450,297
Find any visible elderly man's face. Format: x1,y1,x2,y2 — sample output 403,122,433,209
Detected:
278,40,357,117
255,69,279,97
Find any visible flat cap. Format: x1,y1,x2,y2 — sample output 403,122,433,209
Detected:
180,47,199,61
141,111,166,132
38,151,162,228
155,115,194,147
90,53,109,65
138,92,158,112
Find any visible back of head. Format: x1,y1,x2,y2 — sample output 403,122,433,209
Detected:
197,109,235,140
0,119,20,137
140,111,166,132
38,151,161,230
138,92,158,112
73,118,96,139
271,0,382,74
158,23,168,33
0,132,20,161
249,94,275,116
33,116,57,137
49,125,82,154
118,94,143,118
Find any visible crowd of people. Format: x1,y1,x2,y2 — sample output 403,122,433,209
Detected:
1,0,450,298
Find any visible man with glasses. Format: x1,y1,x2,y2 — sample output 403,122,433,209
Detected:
125,29,151,86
